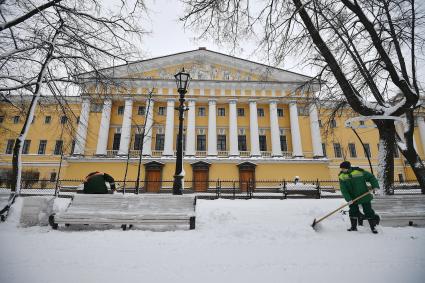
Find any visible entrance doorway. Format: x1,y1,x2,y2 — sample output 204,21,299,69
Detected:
144,161,164,193
191,161,210,192
238,162,256,192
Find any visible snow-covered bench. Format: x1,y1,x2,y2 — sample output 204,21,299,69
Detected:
373,195,425,227
282,183,320,199
49,194,197,231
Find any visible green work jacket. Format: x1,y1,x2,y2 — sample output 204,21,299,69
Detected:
338,167,379,204
83,173,115,194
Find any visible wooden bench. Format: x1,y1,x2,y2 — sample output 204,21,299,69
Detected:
283,183,320,199
372,195,425,227
49,194,196,231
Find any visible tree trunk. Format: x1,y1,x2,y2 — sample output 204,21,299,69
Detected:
398,110,425,192
375,120,395,195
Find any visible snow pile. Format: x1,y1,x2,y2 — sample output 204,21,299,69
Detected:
1,199,424,283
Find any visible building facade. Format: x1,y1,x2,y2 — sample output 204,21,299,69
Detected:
1,48,424,191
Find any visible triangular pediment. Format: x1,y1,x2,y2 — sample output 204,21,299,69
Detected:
85,48,313,83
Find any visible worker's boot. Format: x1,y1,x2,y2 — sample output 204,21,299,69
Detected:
347,217,358,231
358,213,365,226
368,219,378,234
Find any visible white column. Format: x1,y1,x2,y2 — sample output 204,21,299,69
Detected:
73,98,90,155
249,100,261,156
118,98,133,155
142,99,154,156
269,100,282,157
309,103,324,157
208,99,217,156
228,99,239,156
289,101,303,157
163,99,175,156
417,117,425,154
185,99,196,156
95,98,112,155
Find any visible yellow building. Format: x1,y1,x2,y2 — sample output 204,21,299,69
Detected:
0,48,423,191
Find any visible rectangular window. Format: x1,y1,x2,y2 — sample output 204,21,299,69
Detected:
364,143,371,158
196,135,206,151
322,143,327,157
54,140,63,155
280,135,288,152
318,120,322,128
257,108,265,117
394,144,399,158
218,108,226,116
0,116,4,123
13,116,19,124
5,139,14,154
277,108,284,117
50,172,57,182
330,119,337,128
333,143,342,158
134,134,142,150
158,107,165,116
138,106,146,116
71,140,76,154
38,140,47,155
259,135,267,151
22,140,31,154
45,116,51,124
238,135,247,151
217,135,226,151
237,108,245,116
398,173,404,182
32,116,36,124
117,106,124,115
198,107,206,116
112,133,121,150
155,134,165,151
60,116,68,124
348,143,357,158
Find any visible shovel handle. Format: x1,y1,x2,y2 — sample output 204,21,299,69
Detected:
314,190,372,225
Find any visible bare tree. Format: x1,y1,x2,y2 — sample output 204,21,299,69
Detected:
0,0,148,199
181,0,425,193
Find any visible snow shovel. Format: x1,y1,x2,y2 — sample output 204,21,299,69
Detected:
311,190,372,230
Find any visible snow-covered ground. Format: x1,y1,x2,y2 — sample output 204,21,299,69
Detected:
1,198,425,283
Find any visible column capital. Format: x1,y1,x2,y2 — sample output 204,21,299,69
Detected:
248,99,257,103
166,98,176,103
269,99,279,104
123,96,133,101
208,99,217,104
228,98,238,104
187,98,197,103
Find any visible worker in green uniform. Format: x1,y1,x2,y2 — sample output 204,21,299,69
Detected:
83,171,116,194
338,161,380,234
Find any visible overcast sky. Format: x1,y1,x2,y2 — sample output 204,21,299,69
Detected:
130,0,423,88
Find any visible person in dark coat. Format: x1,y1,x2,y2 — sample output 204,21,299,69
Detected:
83,171,116,194
338,161,380,234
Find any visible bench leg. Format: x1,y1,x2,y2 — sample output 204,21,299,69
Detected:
49,214,58,230
190,216,196,230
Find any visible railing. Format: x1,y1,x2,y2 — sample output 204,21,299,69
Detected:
151,150,163,157
240,151,250,157
1,179,422,200
196,151,207,157
217,151,229,157
261,151,271,157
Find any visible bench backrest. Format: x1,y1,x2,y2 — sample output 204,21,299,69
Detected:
67,194,196,215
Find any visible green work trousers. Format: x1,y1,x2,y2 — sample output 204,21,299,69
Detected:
349,202,376,219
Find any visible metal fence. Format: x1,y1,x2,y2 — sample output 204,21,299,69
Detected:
0,178,423,199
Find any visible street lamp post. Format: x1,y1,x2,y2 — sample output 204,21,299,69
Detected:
172,69,191,195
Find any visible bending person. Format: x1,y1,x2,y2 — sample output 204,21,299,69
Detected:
83,171,116,194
